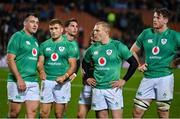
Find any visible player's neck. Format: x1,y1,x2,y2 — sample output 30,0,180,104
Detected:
23,28,33,36
66,33,75,41
154,25,168,33
101,36,110,44
53,35,63,42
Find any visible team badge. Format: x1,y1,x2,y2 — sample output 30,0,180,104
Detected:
26,41,30,45
152,46,160,55
106,49,112,56
51,53,58,61
98,57,106,66
59,46,65,52
32,48,37,56
94,51,98,55
147,39,153,43
161,38,167,45
46,47,51,51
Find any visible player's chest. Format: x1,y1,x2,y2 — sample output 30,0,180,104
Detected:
20,39,39,55
44,44,68,57
143,34,175,53
91,45,118,62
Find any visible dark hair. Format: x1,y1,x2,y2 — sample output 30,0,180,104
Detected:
49,19,63,26
24,12,38,21
153,8,171,19
64,18,78,27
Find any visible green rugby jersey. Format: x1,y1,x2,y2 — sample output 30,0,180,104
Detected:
62,35,80,60
7,30,39,82
136,28,180,78
84,39,132,89
39,36,76,81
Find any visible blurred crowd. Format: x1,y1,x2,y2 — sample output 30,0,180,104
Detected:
0,0,180,61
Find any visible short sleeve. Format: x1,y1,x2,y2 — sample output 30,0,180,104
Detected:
175,31,180,47
83,47,92,63
118,43,132,60
39,43,44,56
68,43,77,58
135,31,144,49
7,33,21,55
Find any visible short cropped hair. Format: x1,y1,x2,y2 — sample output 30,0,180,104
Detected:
95,21,111,33
24,12,38,21
64,18,78,27
153,8,171,19
49,19,63,26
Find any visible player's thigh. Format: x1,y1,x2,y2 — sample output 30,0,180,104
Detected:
104,88,123,110
78,104,91,115
7,82,25,102
40,103,53,116
54,103,66,115
112,109,123,118
8,101,22,114
25,100,39,113
136,77,156,99
54,82,71,103
156,74,174,100
40,80,56,103
78,85,92,105
25,82,40,101
91,88,107,110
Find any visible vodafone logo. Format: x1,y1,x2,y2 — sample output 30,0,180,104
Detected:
32,48,37,56
152,46,160,55
51,53,58,61
98,57,106,66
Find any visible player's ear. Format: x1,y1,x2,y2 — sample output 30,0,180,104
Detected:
164,18,168,24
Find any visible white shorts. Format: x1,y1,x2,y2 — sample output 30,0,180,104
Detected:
78,85,92,105
91,88,123,111
40,80,71,103
7,81,40,102
136,74,174,101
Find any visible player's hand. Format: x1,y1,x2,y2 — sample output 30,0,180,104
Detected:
86,78,96,87
69,73,77,82
111,79,126,89
39,71,46,80
56,76,66,84
138,63,148,72
17,78,26,92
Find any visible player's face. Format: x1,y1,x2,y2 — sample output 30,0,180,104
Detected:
49,24,63,40
153,12,168,29
65,21,78,37
93,24,107,42
24,15,39,34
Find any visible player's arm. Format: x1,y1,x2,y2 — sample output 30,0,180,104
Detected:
56,58,77,84
69,59,80,81
130,43,147,72
37,55,46,80
171,57,180,68
7,53,26,91
112,55,138,88
82,59,96,87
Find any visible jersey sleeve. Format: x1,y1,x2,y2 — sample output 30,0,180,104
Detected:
175,31,180,47
135,31,144,49
118,43,132,60
74,41,80,59
39,43,44,56
68,43,77,58
83,47,92,63
7,32,21,55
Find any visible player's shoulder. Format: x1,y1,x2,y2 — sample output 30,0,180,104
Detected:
167,28,179,35
111,39,127,48
142,28,153,34
40,38,51,46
